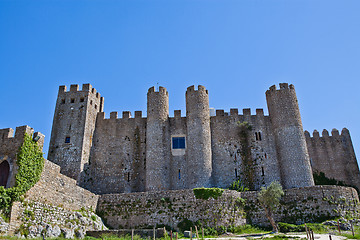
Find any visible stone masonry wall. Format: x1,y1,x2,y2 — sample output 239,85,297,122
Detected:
210,108,281,190
266,83,314,189
48,84,103,182
97,189,246,230
242,185,360,226
0,126,44,188
8,160,99,235
305,128,360,191
82,111,147,194
185,85,212,188
25,160,98,210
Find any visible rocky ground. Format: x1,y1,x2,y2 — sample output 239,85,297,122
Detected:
11,201,107,238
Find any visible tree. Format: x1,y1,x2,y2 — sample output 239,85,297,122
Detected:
257,181,284,232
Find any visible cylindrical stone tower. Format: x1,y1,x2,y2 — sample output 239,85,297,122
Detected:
266,83,314,189
146,86,170,191
186,85,212,188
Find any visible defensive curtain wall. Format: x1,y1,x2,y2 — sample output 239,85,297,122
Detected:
48,83,360,196
78,83,316,194
305,128,360,191
97,186,360,230
0,126,103,237
0,125,360,236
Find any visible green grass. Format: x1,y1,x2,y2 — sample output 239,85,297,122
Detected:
340,233,360,239
228,224,270,234
263,235,304,240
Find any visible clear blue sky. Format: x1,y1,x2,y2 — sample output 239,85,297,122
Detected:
0,0,359,161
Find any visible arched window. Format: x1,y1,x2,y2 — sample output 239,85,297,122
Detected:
0,161,10,187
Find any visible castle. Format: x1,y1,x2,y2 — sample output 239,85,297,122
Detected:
1,82,360,233
46,83,360,194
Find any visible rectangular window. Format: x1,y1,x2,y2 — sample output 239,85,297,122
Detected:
172,137,185,149
80,98,84,102
65,137,70,143
178,169,181,180
255,132,262,141
71,98,75,103
61,99,65,104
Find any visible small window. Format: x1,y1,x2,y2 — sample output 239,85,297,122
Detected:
65,137,70,143
178,169,181,180
255,132,262,141
127,172,130,182
90,100,93,105
235,168,238,178
95,104,97,109
80,98,84,102
261,167,265,176
71,98,75,103
61,99,65,104
172,137,185,149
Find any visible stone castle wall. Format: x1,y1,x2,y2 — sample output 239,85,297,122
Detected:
96,189,246,230
48,83,359,194
48,84,103,181
96,186,359,230
185,86,212,188
305,128,360,191
242,185,360,226
210,108,281,190
146,87,171,191
266,83,314,189
81,111,147,194
0,126,44,188
25,160,98,210
8,160,99,235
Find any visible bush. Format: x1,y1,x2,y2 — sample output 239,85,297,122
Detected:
0,134,44,213
229,179,249,192
193,188,224,200
278,222,305,233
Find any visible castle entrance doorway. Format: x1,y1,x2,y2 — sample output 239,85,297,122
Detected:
0,160,10,187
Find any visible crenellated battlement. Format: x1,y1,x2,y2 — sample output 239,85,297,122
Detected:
266,83,295,95
186,85,209,94
101,111,144,120
211,108,266,117
58,83,102,99
148,86,168,95
0,125,33,141
305,128,350,138
0,125,44,148
174,110,182,118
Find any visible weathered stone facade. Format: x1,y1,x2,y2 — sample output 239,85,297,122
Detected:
7,159,101,236
96,186,359,230
242,185,360,226
46,83,359,194
0,126,44,189
48,84,104,182
97,189,246,230
305,128,360,191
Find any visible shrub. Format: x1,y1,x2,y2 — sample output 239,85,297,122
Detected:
0,134,44,213
193,188,224,200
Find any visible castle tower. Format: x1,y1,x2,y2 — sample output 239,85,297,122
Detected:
48,84,104,182
186,85,212,188
145,86,170,191
266,83,314,189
